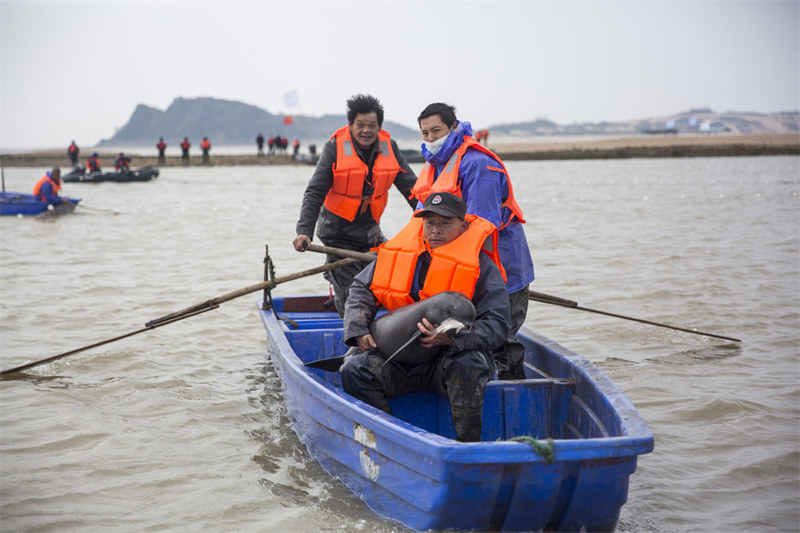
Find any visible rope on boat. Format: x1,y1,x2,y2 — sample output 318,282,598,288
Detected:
263,253,277,310
510,436,555,464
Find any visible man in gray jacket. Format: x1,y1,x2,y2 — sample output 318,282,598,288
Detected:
293,94,418,315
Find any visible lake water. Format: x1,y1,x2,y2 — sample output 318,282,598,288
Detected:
1,156,797,532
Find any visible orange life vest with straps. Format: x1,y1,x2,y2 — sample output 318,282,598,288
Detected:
370,214,506,311
87,156,101,172
33,175,60,201
410,136,526,229
323,126,403,223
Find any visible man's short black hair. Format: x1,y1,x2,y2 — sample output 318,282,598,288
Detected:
347,94,384,126
417,102,458,128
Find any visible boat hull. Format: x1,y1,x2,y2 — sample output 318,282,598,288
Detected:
258,295,653,532
0,191,80,216
62,166,159,183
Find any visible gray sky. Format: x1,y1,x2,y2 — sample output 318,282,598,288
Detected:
1,0,798,150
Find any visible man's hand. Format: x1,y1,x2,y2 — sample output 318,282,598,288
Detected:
356,334,377,352
293,234,311,252
417,317,453,348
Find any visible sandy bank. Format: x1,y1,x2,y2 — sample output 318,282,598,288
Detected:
2,133,797,169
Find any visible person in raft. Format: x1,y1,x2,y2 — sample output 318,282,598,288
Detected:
114,152,131,171
87,152,102,173
340,192,511,442
33,168,69,205
412,102,534,380
293,93,418,316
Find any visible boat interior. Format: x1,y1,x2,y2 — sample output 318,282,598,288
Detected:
269,295,620,443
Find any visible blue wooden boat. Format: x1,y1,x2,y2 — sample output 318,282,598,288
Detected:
258,294,654,532
0,191,80,217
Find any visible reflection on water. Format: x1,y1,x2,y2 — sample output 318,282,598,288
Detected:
1,157,797,532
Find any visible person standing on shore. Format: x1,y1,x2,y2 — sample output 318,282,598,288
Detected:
201,137,211,165
256,133,265,156
293,93,419,315
181,137,191,165
412,102,534,380
157,137,167,164
67,141,79,165
33,168,69,205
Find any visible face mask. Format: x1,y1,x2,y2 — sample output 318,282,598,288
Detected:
423,133,450,156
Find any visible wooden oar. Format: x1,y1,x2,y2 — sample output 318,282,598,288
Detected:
0,258,357,377
525,294,741,342
304,243,741,343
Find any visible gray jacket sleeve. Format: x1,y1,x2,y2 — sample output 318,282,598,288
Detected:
295,139,337,238
343,262,380,345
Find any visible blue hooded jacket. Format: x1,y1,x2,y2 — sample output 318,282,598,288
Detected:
36,172,65,204
418,121,534,293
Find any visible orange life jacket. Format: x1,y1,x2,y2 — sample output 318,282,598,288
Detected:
410,136,525,229
33,175,60,201
323,126,403,222
201,139,211,150
370,214,506,311
87,156,101,172
68,143,78,153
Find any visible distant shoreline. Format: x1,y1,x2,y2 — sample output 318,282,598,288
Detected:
1,133,797,168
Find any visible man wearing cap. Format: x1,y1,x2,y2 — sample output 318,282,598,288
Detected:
412,102,535,380
340,192,511,442
293,94,418,316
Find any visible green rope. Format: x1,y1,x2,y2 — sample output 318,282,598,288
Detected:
510,436,555,464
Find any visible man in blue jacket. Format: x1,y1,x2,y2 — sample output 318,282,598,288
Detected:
411,102,535,380
33,168,68,205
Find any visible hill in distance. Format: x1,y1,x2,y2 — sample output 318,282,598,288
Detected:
98,97,418,147
98,98,799,147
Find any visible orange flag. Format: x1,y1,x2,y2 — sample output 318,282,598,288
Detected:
283,115,293,125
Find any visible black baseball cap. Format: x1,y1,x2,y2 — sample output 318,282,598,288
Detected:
413,192,467,219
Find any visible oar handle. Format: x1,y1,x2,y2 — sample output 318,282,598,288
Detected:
306,243,376,262
528,290,578,307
